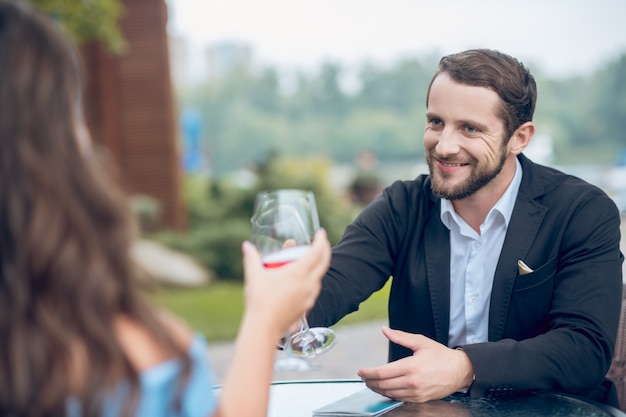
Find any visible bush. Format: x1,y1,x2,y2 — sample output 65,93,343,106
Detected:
146,279,391,342
150,153,355,280
154,218,250,280
129,194,163,233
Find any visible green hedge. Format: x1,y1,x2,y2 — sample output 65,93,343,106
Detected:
150,154,355,280
146,280,391,342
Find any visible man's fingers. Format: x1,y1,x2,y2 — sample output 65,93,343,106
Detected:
358,357,408,382
287,229,330,273
243,229,330,285
242,241,262,278
364,384,414,403
282,238,297,248
382,326,424,352
310,229,331,271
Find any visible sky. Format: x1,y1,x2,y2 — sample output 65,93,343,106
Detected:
165,0,626,79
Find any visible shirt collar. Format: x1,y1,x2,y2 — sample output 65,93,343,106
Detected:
440,157,523,230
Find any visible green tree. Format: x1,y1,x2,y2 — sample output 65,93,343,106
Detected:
535,54,626,162
310,62,349,118
152,153,354,280
593,54,626,149
29,0,125,51
357,58,435,113
177,48,626,173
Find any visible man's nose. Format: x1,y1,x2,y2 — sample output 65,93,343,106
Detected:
435,128,461,156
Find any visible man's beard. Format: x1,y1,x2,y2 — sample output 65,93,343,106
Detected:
427,150,507,200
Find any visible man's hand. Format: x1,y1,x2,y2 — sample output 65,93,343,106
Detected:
357,327,474,403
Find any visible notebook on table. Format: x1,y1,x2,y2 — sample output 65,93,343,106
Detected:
312,388,402,416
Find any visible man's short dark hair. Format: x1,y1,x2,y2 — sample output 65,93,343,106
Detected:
427,49,537,141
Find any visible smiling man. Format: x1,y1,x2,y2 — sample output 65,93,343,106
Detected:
307,49,624,407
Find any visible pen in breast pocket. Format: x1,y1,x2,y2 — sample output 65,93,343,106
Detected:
518,260,533,275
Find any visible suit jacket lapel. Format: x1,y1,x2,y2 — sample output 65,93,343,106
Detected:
424,201,451,346
488,155,547,341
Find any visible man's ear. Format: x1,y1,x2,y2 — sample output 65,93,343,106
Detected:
509,121,535,155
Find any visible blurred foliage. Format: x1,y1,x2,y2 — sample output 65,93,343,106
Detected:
146,279,391,342
178,56,438,175
528,53,626,163
150,153,355,281
129,194,163,233
178,51,626,174
29,0,125,51
163,51,626,282
147,282,245,341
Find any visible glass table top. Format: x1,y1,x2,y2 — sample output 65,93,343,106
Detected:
256,380,626,417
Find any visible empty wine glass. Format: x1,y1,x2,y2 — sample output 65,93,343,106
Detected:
250,189,336,360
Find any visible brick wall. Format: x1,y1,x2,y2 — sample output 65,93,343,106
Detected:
81,0,186,231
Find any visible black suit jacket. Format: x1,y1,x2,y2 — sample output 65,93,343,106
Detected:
308,154,624,403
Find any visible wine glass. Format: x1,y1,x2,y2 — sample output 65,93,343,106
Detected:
250,189,336,360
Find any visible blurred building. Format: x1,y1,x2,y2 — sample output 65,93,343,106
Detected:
168,37,253,86
81,0,186,231
168,31,192,88
525,133,554,165
206,41,253,79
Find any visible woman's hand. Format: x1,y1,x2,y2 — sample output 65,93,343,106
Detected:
241,229,331,337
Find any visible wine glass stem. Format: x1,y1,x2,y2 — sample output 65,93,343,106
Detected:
300,315,313,338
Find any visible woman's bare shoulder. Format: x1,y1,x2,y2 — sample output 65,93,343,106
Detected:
154,308,195,348
114,309,194,371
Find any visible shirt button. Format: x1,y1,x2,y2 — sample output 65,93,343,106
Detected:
468,295,478,302
472,242,480,250
472,338,480,343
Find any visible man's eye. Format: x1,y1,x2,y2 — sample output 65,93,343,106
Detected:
430,118,442,126
465,125,477,133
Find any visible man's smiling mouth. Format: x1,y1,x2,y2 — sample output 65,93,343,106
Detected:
438,160,469,167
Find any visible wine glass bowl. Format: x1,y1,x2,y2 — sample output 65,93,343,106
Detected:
251,190,318,248
284,325,337,358
250,189,336,362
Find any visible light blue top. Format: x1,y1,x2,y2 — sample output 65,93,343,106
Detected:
67,334,218,417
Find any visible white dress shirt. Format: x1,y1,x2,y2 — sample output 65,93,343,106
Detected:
441,158,523,347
